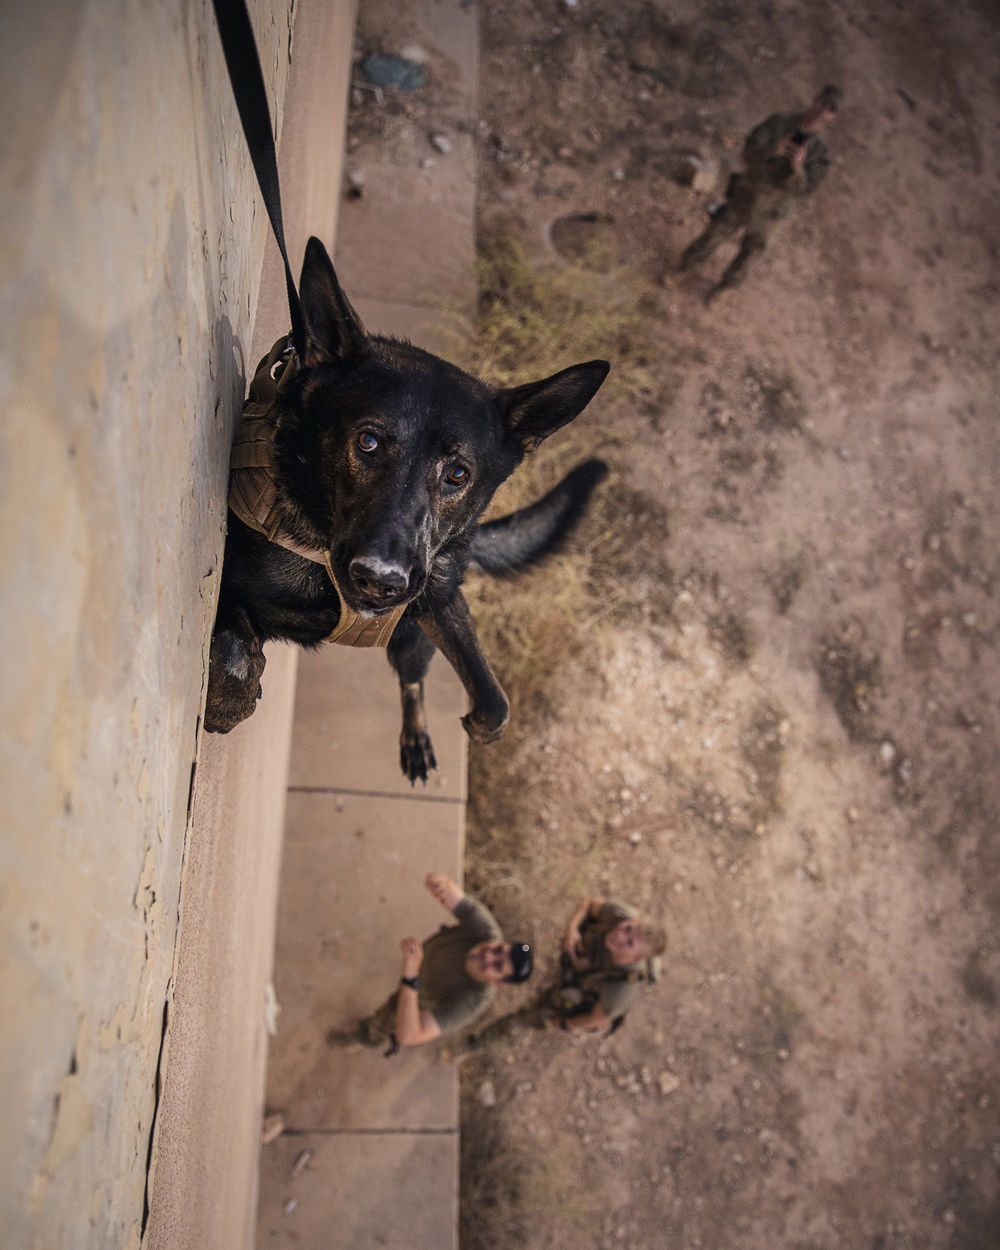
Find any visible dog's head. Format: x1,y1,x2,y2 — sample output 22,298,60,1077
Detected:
275,237,609,616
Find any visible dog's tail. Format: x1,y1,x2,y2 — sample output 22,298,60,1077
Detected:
470,459,608,576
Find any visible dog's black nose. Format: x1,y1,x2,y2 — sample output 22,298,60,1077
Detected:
349,556,409,602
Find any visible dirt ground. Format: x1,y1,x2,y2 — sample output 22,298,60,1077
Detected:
347,1,1000,1246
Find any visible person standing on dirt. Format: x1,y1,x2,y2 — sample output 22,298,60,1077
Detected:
679,85,843,302
327,872,533,1055
446,896,666,1057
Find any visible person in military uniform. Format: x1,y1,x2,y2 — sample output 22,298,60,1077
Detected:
679,85,844,302
448,896,666,1057
327,872,532,1055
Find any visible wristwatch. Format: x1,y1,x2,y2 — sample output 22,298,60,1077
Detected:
400,975,421,990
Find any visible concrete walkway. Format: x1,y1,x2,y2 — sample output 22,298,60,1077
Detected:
255,3,479,1245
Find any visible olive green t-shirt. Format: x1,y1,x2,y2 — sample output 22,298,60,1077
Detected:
579,898,643,1019
418,895,502,1035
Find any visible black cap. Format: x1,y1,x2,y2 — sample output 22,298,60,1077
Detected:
816,84,844,112
505,942,533,984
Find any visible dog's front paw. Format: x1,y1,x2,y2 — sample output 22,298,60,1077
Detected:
400,731,437,785
204,629,266,733
461,698,510,745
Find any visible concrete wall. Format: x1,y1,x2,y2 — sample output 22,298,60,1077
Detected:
146,2,358,1246
0,1,315,1245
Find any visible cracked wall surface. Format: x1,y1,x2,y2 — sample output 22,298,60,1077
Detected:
0,2,293,1246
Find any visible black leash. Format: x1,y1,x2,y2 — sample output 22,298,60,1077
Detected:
210,0,306,357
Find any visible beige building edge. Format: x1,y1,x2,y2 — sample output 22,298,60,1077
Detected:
0,1,355,1247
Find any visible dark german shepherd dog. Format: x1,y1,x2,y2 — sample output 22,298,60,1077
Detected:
205,237,609,781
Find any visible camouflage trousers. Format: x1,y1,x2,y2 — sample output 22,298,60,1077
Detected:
680,181,787,292
327,995,398,1050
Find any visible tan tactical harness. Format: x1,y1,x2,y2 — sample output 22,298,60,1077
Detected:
227,336,405,648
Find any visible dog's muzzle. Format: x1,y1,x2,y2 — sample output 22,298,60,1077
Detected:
348,555,410,606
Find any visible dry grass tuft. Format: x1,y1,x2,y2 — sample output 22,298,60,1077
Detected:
448,236,662,1245
448,231,659,397
459,1066,530,1250
440,235,666,712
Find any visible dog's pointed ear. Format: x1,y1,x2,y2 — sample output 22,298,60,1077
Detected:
499,360,610,453
298,236,370,368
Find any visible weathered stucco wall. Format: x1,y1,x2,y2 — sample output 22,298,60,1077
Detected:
0,1,295,1245
146,1,358,1245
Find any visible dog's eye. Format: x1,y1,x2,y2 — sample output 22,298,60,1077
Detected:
357,431,379,453
445,463,469,486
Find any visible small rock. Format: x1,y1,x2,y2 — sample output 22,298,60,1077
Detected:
477,1079,496,1107
264,982,280,1035
629,832,642,846
676,153,719,194
879,740,896,765
611,167,626,181
658,1071,681,1096
399,43,428,63
361,54,425,93
283,1198,298,1216
261,1113,285,1145
290,1149,312,1178
346,168,366,188
961,610,980,629
430,131,452,154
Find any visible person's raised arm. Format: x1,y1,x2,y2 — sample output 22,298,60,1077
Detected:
425,872,465,913
394,937,442,1047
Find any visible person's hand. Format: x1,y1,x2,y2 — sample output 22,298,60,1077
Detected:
425,872,463,911
400,936,424,978
773,135,807,166
563,925,585,965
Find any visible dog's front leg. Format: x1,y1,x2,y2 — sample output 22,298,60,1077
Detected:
387,617,439,784
417,591,509,745
205,599,267,733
